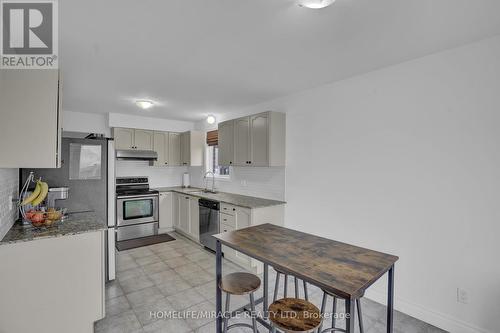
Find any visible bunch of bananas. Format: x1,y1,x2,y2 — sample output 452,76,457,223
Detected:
21,180,49,207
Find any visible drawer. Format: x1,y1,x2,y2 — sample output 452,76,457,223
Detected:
220,203,236,216
220,222,234,233
220,213,236,228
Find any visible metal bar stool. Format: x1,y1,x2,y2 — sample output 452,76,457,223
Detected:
273,268,309,301
219,272,261,333
317,290,364,333
269,297,322,333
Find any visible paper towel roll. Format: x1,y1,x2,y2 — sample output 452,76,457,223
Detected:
182,173,190,188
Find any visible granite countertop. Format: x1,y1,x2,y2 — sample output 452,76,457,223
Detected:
0,212,107,246
153,187,286,209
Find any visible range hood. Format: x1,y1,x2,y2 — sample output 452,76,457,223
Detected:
115,149,158,163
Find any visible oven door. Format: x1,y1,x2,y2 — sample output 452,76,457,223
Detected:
117,194,159,227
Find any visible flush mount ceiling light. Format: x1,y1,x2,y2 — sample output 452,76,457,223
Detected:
298,0,336,9
135,100,154,110
206,115,216,124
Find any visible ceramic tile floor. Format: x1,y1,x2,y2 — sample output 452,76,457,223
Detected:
95,232,447,333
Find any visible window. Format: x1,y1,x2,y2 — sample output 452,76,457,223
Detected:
206,145,230,177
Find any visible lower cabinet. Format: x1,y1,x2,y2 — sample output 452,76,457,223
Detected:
0,231,105,333
174,193,199,241
159,192,173,232
221,206,252,267
171,191,285,273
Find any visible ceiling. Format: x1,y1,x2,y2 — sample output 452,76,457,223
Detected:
60,0,500,122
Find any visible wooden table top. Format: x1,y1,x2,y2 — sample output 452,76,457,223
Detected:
214,224,398,298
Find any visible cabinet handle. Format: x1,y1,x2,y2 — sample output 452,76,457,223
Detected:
232,208,235,211
223,219,227,221
230,161,232,164
165,162,168,165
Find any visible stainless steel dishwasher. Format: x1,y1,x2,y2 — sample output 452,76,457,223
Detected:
199,199,220,252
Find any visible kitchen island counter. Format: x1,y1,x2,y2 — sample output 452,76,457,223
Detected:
0,212,107,246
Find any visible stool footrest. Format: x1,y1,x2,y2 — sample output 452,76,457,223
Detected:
227,322,260,332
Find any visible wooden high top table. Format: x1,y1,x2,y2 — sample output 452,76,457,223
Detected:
213,224,399,333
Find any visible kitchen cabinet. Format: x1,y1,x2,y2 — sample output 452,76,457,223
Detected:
159,192,173,232
0,230,105,333
174,193,200,241
178,195,190,234
173,193,180,229
0,69,62,168
218,120,234,166
219,111,285,167
153,132,167,166
133,129,154,150
189,196,200,241
168,132,182,166
113,128,154,150
221,206,251,266
250,113,269,166
233,117,250,166
180,131,205,166
114,128,135,150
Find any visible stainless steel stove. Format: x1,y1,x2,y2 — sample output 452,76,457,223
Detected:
116,177,159,241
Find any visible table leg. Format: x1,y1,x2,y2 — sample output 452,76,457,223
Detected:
387,265,395,333
216,241,222,333
263,263,269,320
346,297,355,333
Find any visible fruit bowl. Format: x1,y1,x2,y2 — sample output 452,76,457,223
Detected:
25,208,64,228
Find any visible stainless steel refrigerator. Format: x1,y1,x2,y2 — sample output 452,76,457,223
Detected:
20,136,116,281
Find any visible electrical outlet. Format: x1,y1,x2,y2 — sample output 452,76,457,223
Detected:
457,288,469,304
240,180,247,187
8,195,13,210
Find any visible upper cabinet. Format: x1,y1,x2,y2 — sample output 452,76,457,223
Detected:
218,120,234,166
168,132,182,166
219,111,285,167
134,129,154,150
0,69,62,168
180,131,205,166
153,131,168,167
113,128,153,150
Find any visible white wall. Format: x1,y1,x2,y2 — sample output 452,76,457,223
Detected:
0,169,19,240
216,36,500,333
63,111,111,137
108,113,194,132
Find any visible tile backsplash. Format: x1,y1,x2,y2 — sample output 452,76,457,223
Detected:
0,169,19,239
115,160,188,188
189,166,285,201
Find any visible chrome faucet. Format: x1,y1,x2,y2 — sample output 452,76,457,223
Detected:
203,171,216,193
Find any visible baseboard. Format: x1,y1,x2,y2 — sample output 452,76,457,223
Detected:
364,289,490,333
158,227,174,234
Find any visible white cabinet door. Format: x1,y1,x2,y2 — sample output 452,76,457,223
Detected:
173,193,180,229
250,112,269,166
189,196,199,240
159,192,173,232
114,128,135,150
153,132,166,166
180,132,190,166
218,120,234,166
0,69,61,168
134,129,154,150
233,117,250,166
168,132,182,166
234,207,252,264
179,195,190,234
